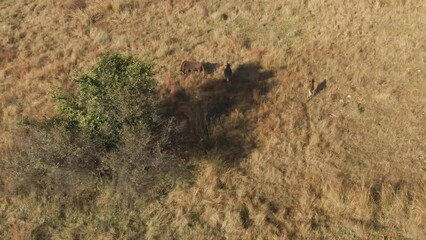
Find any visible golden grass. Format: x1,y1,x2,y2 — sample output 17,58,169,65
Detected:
1,0,425,239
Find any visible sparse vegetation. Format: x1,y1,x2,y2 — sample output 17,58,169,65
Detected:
1,0,425,239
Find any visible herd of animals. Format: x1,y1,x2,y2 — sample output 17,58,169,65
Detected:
179,60,317,97
180,60,207,77
180,60,232,83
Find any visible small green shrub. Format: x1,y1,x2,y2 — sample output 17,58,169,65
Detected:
53,53,158,150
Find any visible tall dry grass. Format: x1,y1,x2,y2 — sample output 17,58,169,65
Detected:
1,0,425,239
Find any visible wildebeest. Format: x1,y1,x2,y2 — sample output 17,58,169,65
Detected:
224,63,232,82
180,60,205,76
308,79,315,97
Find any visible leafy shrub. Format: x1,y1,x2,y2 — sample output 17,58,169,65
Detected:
53,53,158,150
4,53,161,199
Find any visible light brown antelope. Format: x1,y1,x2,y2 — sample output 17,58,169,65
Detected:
308,79,315,97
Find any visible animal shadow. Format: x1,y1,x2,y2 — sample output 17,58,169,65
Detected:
315,80,327,95
160,62,275,165
203,62,220,75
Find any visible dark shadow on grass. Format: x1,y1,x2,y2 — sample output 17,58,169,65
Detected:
315,79,327,95
160,62,275,166
203,62,220,75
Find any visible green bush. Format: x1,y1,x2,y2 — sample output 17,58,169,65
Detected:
53,53,158,150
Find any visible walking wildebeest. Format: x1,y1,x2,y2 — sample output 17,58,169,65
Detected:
308,79,315,97
224,63,232,83
180,60,205,76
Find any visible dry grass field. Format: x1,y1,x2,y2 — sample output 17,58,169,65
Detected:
1,0,425,239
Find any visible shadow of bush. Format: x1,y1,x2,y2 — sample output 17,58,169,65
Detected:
160,62,275,165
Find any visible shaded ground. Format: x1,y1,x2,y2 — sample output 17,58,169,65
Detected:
160,62,275,164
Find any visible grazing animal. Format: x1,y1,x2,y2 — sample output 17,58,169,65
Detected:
180,61,205,76
308,79,315,97
224,63,232,83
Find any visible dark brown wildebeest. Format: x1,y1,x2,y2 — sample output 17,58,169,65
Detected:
224,63,232,83
180,60,205,76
